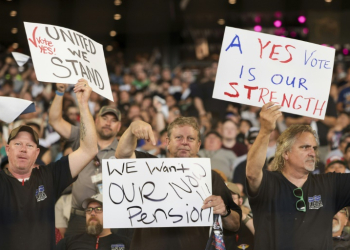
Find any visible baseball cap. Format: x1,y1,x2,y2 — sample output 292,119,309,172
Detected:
225,182,241,196
326,155,347,169
82,193,103,209
7,125,39,146
246,127,260,144
98,106,121,121
205,130,222,140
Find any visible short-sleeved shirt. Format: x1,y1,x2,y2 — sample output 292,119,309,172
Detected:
131,151,242,250
0,155,74,250
56,232,129,250
68,126,118,209
247,170,350,250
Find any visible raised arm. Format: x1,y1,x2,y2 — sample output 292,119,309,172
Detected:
246,102,281,194
68,79,98,178
115,120,156,159
48,83,72,139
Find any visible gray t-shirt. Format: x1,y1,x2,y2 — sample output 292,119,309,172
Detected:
68,126,118,209
198,148,237,181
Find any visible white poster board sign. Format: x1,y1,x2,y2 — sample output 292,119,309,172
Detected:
0,97,35,123
214,26,335,119
103,158,213,228
24,22,113,101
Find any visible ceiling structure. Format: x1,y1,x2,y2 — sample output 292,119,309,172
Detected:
1,0,350,66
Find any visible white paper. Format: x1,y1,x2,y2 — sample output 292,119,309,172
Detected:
0,97,35,123
23,22,113,101
12,52,30,67
214,26,335,119
103,158,213,228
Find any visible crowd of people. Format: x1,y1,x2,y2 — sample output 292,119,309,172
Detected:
2,44,350,249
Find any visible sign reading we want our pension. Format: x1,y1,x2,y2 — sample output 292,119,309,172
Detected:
214,27,336,119
24,22,113,101
102,158,212,228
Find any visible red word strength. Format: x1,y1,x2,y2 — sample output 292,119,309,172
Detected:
224,83,325,116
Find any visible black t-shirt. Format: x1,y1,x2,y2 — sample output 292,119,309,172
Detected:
224,222,254,250
132,151,242,250
248,170,350,250
0,155,74,250
56,232,129,250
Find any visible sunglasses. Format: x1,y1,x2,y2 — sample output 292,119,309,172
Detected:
293,187,306,212
85,207,103,214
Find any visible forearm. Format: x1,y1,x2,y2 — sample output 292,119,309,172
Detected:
222,211,240,232
194,97,206,115
242,213,255,234
49,94,71,138
321,116,336,127
155,113,166,132
77,101,97,155
115,127,137,159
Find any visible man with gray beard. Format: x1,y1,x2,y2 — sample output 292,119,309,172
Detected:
332,207,350,249
50,83,122,237
56,194,128,250
246,102,350,249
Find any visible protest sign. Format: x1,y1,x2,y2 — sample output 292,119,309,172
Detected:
214,26,335,119
103,158,213,228
23,22,113,101
12,52,30,67
0,97,35,123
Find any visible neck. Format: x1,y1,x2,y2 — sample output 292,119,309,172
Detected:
281,166,309,188
7,167,32,179
99,229,112,237
222,138,236,148
97,137,115,150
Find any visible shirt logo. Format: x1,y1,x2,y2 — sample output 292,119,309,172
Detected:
238,244,250,249
111,244,125,250
35,185,47,202
308,195,323,209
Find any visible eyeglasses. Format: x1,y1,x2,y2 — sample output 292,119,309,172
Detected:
293,187,306,212
85,207,103,214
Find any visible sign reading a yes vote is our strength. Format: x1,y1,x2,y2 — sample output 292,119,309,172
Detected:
102,158,212,228
24,22,113,101
214,27,336,119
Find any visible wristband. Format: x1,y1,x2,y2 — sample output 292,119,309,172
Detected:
221,205,231,218
56,90,64,96
242,214,252,224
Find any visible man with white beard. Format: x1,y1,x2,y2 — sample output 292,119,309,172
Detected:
332,207,350,249
56,194,129,250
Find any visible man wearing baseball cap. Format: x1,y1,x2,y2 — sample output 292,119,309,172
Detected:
325,156,348,174
0,79,98,250
49,83,122,237
56,194,128,250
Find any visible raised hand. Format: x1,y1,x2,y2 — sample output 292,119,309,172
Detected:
130,120,156,145
73,79,92,105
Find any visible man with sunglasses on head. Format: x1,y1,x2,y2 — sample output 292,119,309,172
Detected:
246,102,350,249
332,207,350,249
56,194,128,250
0,79,98,250
49,83,122,237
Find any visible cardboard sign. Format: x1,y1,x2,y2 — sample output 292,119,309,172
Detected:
103,158,213,228
24,22,113,101
12,52,30,67
214,26,335,119
0,97,35,123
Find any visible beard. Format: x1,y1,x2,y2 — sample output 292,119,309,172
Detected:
86,219,103,236
332,218,341,233
97,127,115,140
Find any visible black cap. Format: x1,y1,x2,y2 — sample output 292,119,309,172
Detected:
205,130,222,140
7,125,39,146
246,127,260,144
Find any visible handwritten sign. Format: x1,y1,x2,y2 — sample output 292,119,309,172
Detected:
214,26,335,119
102,158,213,228
24,22,113,101
0,97,35,123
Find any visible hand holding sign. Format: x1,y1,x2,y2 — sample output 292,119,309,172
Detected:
259,102,282,134
202,195,227,216
73,79,92,105
56,83,67,93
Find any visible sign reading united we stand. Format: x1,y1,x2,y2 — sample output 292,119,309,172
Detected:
24,22,113,101
214,26,336,119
